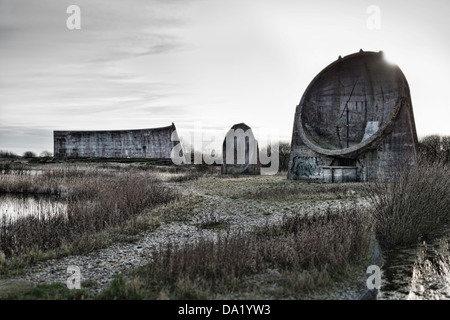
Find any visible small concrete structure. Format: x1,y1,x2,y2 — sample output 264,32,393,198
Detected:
221,123,261,175
288,50,418,182
54,123,179,161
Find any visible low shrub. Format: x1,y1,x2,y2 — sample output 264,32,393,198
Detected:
366,159,450,249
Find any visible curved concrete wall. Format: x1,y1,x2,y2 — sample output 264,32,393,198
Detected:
54,123,178,160
288,51,418,182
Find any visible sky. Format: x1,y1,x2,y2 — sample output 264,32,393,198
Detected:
1,0,449,155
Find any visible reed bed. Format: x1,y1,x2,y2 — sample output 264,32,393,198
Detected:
0,166,180,257
366,158,450,249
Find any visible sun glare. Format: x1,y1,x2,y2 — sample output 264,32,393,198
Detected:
380,50,401,67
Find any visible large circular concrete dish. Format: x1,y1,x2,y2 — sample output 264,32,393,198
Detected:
297,51,410,157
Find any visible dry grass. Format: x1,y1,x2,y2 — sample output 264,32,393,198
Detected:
0,166,181,258
242,182,361,202
193,208,230,230
167,169,203,182
366,158,450,249
166,165,220,183
100,205,374,299
1,162,378,299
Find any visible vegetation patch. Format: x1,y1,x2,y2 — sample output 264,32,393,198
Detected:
241,182,362,202
366,158,450,249
0,165,184,273
100,205,374,300
6,282,93,300
193,209,231,230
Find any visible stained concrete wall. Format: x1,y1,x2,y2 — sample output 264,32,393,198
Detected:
288,51,418,182
221,123,261,175
54,123,178,160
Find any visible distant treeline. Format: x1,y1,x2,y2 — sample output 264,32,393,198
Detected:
0,150,53,159
0,150,19,159
417,135,450,164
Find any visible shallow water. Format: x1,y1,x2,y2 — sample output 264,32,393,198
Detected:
0,193,67,222
378,233,450,300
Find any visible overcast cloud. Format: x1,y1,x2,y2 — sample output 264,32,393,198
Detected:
1,0,449,154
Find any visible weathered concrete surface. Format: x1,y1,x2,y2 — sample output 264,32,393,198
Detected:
54,123,179,161
322,166,358,183
221,123,261,175
288,50,418,182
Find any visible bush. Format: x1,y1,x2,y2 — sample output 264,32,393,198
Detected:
278,141,291,172
366,159,450,249
40,151,53,158
418,135,450,164
22,151,36,159
260,141,291,173
0,150,19,159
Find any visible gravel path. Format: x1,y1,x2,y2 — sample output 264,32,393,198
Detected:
22,222,222,295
